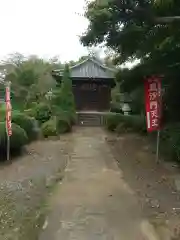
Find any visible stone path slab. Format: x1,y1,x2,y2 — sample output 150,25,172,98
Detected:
39,127,160,240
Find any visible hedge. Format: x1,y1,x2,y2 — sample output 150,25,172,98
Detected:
63,110,77,125
41,114,71,138
57,115,71,133
105,113,146,134
105,113,124,131
52,106,76,125
24,108,35,118
41,118,58,138
12,112,38,141
33,103,52,124
0,122,28,154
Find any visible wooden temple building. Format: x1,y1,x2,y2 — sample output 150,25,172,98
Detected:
52,57,116,112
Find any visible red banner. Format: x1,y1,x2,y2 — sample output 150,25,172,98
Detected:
5,86,12,136
145,77,162,132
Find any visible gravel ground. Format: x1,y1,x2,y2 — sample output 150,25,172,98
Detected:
107,132,180,239
0,135,73,240
1,128,180,239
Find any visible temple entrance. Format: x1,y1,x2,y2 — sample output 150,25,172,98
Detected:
73,83,110,111
52,57,115,112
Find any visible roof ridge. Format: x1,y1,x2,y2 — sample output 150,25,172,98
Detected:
90,57,115,72
52,56,116,73
69,58,89,70
70,57,115,72
52,56,116,79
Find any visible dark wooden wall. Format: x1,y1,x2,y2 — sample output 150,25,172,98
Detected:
73,82,111,111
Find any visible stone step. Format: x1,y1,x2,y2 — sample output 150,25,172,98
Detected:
77,113,105,126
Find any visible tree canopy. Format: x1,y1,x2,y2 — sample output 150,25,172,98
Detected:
81,0,180,64
81,0,180,122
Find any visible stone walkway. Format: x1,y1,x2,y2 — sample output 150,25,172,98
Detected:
39,128,161,240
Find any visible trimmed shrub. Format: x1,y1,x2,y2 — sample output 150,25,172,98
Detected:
105,113,123,131
57,116,71,134
24,108,35,118
25,101,38,110
52,106,76,126
33,103,52,124
41,118,58,138
64,110,77,125
12,112,38,141
57,109,76,125
0,122,28,153
105,113,146,133
41,113,71,138
117,115,146,134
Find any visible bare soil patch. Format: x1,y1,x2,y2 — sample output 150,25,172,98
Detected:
0,134,73,240
107,132,180,239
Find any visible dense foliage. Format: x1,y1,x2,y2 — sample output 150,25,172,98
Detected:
0,122,28,157
56,65,76,118
110,81,123,113
0,54,76,160
33,103,52,124
12,112,38,142
81,0,180,162
81,0,180,120
41,117,59,138
106,113,146,134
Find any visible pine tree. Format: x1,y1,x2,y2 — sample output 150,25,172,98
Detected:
56,64,76,126
61,64,75,112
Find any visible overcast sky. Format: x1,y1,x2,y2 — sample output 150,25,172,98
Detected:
0,0,91,62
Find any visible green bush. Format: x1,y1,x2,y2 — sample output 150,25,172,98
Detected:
24,108,35,118
118,115,146,134
12,112,38,141
41,118,58,138
52,106,76,126
0,104,6,121
57,116,71,133
0,122,28,153
105,113,124,131
33,103,52,124
105,113,146,133
25,101,38,110
57,109,76,125
160,123,180,162
64,110,77,125
41,113,71,138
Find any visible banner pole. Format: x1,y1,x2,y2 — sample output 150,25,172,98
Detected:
7,134,10,161
156,130,160,163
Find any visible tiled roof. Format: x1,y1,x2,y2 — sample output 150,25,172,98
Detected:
53,57,115,79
